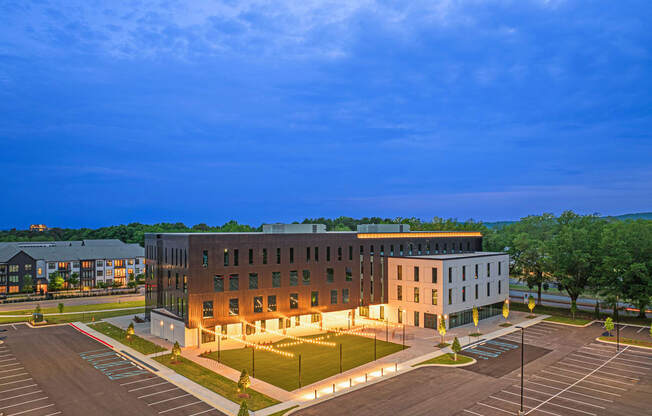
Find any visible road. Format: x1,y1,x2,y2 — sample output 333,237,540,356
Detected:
510,290,650,317
0,293,144,312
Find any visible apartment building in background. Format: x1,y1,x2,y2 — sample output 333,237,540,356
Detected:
145,224,508,346
0,239,145,292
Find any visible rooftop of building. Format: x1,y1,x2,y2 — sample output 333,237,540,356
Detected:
397,251,506,260
0,240,144,263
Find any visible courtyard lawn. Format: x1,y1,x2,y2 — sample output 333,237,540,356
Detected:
153,354,279,411
0,308,145,324
203,333,405,391
0,300,145,315
413,353,473,366
89,322,166,355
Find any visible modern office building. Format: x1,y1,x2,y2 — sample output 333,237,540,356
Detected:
145,224,508,346
0,240,145,292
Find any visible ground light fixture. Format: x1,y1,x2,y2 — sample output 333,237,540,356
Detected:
515,325,525,416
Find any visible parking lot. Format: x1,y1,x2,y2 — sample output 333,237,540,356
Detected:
1,324,226,416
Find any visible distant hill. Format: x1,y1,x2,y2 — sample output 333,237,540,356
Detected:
484,212,652,229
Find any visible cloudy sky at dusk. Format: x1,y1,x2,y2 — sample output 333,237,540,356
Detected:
1,0,650,229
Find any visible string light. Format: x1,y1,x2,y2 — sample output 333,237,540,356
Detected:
200,327,294,358
242,320,337,347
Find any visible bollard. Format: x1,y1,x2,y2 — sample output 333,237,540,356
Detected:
395,362,398,372
314,389,317,399
349,378,352,387
381,368,384,376
365,373,368,382
332,383,335,393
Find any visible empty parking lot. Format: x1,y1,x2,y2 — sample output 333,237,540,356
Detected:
0,324,226,416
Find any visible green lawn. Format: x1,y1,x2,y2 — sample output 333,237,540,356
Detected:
414,353,473,366
204,333,404,391
510,299,651,326
599,336,652,349
544,316,592,326
153,354,279,410
0,300,145,315
89,322,166,355
0,308,145,324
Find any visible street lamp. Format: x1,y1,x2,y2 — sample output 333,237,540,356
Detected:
616,295,620,352
515,325,525,416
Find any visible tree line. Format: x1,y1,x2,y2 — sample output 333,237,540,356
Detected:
2,212,650,316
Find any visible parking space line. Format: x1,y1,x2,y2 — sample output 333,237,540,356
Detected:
572,353,646,369
0,363,21,369
0,396,49,411
42,412,62,416
0,391,43,402
147,393,192,406
525,346,630,415
0,379,34,387
463,410,484,416
513,382,612,402
553,364,638,383
637,326,645,333
477,401,513,414
517,386,605,409
128,382,169,392
0,368,24,374
138,387,179,399
562,358,645,375
539,370,628,390
0,359,17,363
7,403,55,416
0,373,29,380
158,400,203,414
0,385,38,395
495,392,563,416
120,377,157,386
531,375,622,395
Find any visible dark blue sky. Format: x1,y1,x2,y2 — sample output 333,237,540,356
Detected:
1,1,651,229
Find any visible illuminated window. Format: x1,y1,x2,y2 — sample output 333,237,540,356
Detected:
58,262,68,269
24,264,32,271
253,296,263,313
37,267,42,275
114,269,126,278
114,260,124,267
397,265,402,280
432,289,437,305
106,269,113,277
9,265,18,273
213,275,224,292
311,291,319,307
128,269,133,276
414,287,419,303
106,260,113,267
267,295,277,312
397,285,402,301
128,259,134,265
202,301,213,318
223,249,229,267
290,293,299,309
229,299,239,316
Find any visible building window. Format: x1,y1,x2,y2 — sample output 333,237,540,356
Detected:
302,270,311,285
462,266,466,281
106,260,112,267
276,248,281,264
249,249,254,265
315,247,319,262
498,262,502,275
202,301,214,318
249,273,258,289
290,271,298,286
448,288,452,305
414,287,419,303
290,248,294,264
462,287,466,302
268,295,277,312
397,285,402,301
128,259,134,266
342,288,350,304
399,245,404,256
106,269,113,277
487,263,491,277
202,251,208,268
311,291,319,307
306,247,311,262
397,265,402,280
97,270,103,277
448,267,452,283
432,289,437,305
345,267,352,281
272,272,281,288
326,268,334,283
290,293,299,309
24,264,32,271
223,249,229,267
475,284,478,299
414,266,419,282
432,268,437,283
253,296,263,313
337,247,342,261
498,280,502,294
475,264,479,279
229,274,239,291
348,246,353,261
398,307,402,323
414,311,419,327
229,299,239,316
233,249,239,266
487,282,491,296
327,247,331,262
330,290,337,304
96,260,103,267
183,275,187,294
263,248,268,264
390,245,394,256
9,265,19,273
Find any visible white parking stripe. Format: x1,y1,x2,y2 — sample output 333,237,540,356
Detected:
0,373,28,380
158,400,203,414
0,390,42,402
0,363,21,368
0,396,49,410
488,396,565,416
539,370,628,390
525,346,630,415
555,363,638,381
571,353,648,369
531,375,622,396
120,377,157,386
0,368,24,374
148,393,191,406
514,386,605,409
138,387,179,399
0,384,38,395
514,382,612,402
563,358,645,375
637,326,645,333
188,409,218,416
43,412,62,416
0,379,33,387
128,382,169,392
0,359,17,363
7,403,55,416
463,410,484,416
477,401,514,414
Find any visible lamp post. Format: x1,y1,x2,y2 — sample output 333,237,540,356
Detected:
374,334,377,361
616,295,620,352
386,318,389,342
252,346,255,378
217,332,221,363
516,325,525,416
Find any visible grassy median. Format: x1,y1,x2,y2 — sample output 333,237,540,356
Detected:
89,321,166,354
598,336,652,349
0,308,144,324
0,300,145,315
153,354,279,410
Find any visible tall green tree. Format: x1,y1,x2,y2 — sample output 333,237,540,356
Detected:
549,211,605,319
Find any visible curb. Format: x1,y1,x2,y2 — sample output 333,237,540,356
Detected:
595,337,652,350
541,319,595,328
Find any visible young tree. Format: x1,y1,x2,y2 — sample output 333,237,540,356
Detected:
437,315,447,344
68,272,79,290
604,317,614,336
22,274,34,293
502,300,510,322
171,341,181,363
528,296,536,315
237,369,251,397
126,322,135,342
237,400,249,416
57,303,64,313
451,337,462,361
34,304,41,315
48,273,64,291
472,306,479,333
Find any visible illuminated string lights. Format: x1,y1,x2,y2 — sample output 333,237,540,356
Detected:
242,321,337,347
296,321,375,337
200,327,294,358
